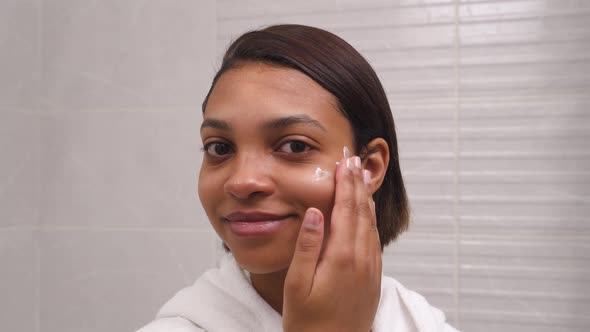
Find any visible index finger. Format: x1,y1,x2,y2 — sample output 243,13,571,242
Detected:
329,152,369,251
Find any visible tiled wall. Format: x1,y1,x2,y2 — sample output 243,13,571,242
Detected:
2,1,589,332
1,1,41,331
1,1,217,331
218,0,590,331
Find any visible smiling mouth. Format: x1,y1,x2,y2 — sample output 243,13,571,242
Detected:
223,211,295,222
223,212,296,236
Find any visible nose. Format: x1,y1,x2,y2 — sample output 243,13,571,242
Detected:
223,153,274,200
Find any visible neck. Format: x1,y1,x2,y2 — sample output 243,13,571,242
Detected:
250,269,288,314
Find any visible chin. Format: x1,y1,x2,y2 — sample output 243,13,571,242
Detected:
231,248,294,274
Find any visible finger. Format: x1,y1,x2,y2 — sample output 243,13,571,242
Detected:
357,181,379,278
355,169,375,253
284,208,325,301
373,228,383,289
364,170,377,230
369,199,382,277
330,153,359,249
348,176,381,309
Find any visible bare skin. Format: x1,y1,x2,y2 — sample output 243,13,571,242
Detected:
199,62,387,331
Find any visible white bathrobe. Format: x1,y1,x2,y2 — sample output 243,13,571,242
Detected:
137,253,459,332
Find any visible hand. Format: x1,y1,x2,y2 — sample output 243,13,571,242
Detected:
282,152,382,332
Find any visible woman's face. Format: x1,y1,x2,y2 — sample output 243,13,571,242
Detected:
198,62,354,274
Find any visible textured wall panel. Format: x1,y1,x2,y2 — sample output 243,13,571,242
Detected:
213,0,590,330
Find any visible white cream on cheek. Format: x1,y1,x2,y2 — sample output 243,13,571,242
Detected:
311,167,332,183
277,163,336,215
310,146,348,183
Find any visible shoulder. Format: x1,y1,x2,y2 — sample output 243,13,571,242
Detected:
383,277,444,316
379,276,460,332
136,316,205,332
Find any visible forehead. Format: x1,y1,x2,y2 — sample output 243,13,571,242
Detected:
204,62,343,122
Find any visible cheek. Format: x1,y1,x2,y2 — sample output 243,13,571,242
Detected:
280,165,336,222
198,168,221,215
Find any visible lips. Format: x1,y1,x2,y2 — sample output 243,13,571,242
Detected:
223,211,295,236
224,211,292,222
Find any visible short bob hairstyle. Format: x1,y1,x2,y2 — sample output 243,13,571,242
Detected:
202,24,409,249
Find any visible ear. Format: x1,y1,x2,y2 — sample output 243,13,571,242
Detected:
361,138,390,195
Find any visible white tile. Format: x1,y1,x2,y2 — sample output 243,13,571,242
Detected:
401,154,455,175
460,267,589,303
460,136,590,156
460,39,590,67
460,236,590,273
460,181,590,201
406,215,456,235
0,230,38,332
0,111,40,227
397,128,455,159
40,0,216,110
40,229,215,332
460,154,590,174
392,102,456,122
384,232,456,314
218,0,455,22
218,19,457,54
347,23,457,50
218,2,456,37
459,0,590,22
460,312,589,332
384,233,456,267
408,195,455,217
384,260,455,295
460,111,590,132
365,46,455,69
459,62,590,96
40,110,208,229
459,15,587,46
405,181,455,202
460,290,590,318
380,65,455,97
459,215,590,237
458,195,590,219
0,0,39,107
459,235,590,329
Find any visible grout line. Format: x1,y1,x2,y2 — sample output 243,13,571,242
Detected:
35,229,40,332
209,6,219,271
36,0,42,114
36,106,200,114
453,0,461,327
37,4,44,329
0,226,39,231
0,226,211,232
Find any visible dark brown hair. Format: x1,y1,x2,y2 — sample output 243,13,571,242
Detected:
202,24,409,249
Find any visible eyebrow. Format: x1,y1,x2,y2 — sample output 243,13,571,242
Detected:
263,114,326,132
200,118,231,131
200,114,326,132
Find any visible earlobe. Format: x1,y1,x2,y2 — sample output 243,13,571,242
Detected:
361,138,390,195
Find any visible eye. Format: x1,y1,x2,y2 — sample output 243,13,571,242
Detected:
277,140,312,154
203,142,234,156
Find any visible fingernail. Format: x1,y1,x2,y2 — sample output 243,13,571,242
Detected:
346,157,353,170
343,146,350,159
363,169,371,186
354,156,361,169
304,209,321,229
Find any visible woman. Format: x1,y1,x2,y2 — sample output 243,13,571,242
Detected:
138,24,459,332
